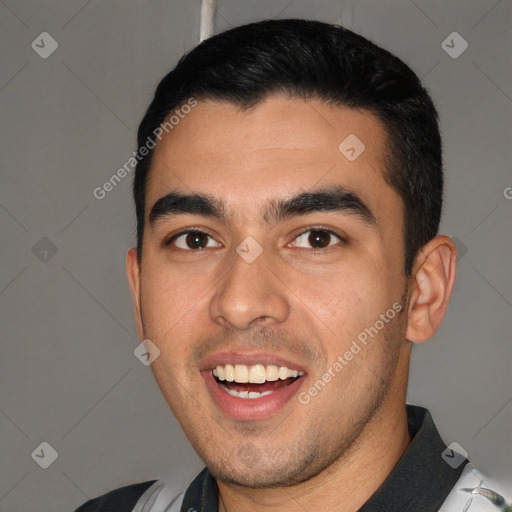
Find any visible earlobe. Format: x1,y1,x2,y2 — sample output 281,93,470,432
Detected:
126,247,144,340
406,236,457,343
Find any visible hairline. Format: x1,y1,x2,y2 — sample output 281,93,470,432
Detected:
138,93,407,266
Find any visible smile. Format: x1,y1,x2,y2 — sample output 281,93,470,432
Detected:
202,356,307,420
212,364,304,399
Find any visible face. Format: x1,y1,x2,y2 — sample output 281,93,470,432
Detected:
128,96,411,487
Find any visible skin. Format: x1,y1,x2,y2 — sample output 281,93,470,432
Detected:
126,95,457,512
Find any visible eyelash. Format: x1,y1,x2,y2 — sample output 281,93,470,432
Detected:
164,226,347,252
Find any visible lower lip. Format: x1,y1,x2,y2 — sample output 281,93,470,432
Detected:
202,371,305,421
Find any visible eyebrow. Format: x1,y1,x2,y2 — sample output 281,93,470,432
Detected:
148,185,376,227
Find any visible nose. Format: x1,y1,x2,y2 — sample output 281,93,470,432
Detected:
209,243,291,330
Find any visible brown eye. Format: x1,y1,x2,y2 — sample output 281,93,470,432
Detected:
308,230,332,248
292,229,342,249
171,231,221,250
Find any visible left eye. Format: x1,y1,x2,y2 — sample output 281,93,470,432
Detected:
291,229,343,249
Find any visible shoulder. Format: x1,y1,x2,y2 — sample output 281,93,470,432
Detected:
73,480,157,512
439,464,512,512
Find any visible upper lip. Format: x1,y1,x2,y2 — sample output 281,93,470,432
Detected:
199,351,308,374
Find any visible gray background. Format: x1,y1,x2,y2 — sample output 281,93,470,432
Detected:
0,0,510,510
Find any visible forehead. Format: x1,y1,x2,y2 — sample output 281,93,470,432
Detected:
146,95,399,225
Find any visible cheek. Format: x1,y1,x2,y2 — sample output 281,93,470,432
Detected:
140,268,206,349
289,268,371,359
296,262,402,354
294,270,360,324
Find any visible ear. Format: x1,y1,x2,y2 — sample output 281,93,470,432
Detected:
126,247,144,341
406,235,457,343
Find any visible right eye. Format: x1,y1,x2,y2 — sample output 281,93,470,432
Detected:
167,230,222,250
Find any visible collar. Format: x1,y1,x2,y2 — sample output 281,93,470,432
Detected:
180,405,468,512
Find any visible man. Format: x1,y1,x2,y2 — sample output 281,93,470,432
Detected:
76,19,509,512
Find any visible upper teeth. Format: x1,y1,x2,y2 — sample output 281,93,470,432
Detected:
212,364,303,383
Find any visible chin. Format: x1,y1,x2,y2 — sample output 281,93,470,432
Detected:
203,444,323,489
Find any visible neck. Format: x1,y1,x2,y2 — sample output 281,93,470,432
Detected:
217,395,411,512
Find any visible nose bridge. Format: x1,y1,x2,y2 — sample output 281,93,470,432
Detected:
210,240,290,329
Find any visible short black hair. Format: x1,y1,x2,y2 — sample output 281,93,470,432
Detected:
134,18,443,274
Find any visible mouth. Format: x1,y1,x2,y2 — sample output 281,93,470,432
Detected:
213,363,305,399
202,357,307,421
